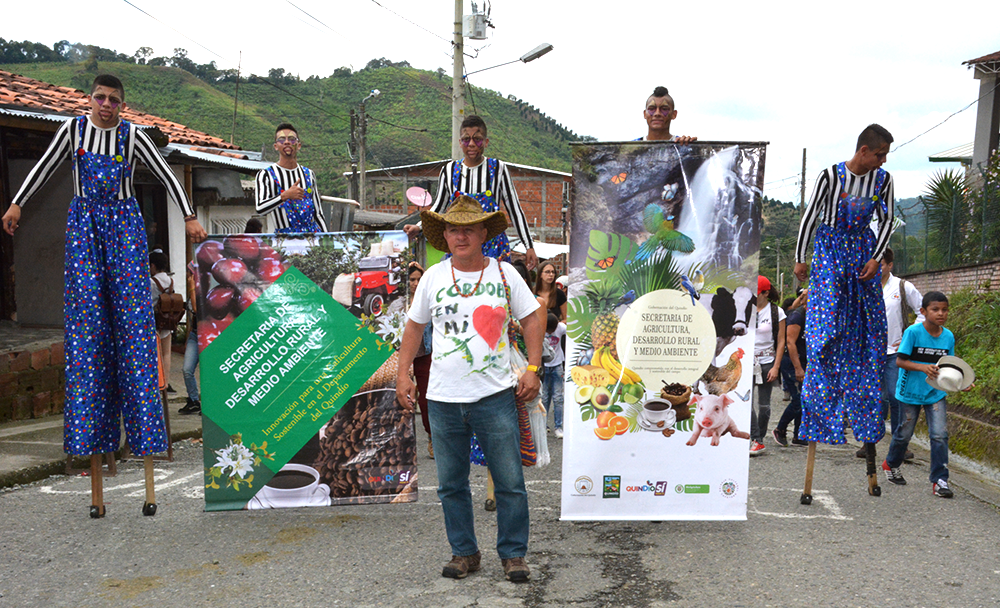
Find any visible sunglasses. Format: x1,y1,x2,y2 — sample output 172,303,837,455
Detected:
459,136,485,147
92,94,122,108
646,105,673,115
276,137,299,144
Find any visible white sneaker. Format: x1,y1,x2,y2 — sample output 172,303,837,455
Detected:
554,428,564,438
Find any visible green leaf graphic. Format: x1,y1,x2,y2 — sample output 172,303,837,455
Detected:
586,230,640,280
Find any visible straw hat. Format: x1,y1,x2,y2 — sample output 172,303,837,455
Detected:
927,356,975,392
420,195,508,253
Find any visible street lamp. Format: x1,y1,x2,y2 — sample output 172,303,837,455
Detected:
463,43,554,77
451,36,554,157
764,241,782,295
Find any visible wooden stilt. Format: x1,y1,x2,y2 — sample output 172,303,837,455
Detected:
865,442,881,496
142,455,157,516
800,441,817,505
89,454,105,518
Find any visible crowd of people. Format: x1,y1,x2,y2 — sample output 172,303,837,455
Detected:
3,71,970,580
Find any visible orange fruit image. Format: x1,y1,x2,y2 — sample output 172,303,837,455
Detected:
594,426,616,440
610,416,630,435
595,411,616,429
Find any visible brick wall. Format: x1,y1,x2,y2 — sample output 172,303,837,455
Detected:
0,341,65,422
901,260,1000,296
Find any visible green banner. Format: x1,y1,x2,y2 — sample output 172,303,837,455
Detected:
195,232,415,511
203,266,388,481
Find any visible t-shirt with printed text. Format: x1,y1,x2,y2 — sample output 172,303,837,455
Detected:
896,323,955,406
408,257,540,403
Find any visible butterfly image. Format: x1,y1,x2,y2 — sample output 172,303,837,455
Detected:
595,255,616,270
610,172,627,185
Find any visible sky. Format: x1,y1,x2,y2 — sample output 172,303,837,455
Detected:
2,0,998,203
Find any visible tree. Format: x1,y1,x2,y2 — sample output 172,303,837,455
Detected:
922,169,970,268
134,47,153,65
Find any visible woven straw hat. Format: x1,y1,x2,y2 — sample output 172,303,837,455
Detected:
420,195,508,253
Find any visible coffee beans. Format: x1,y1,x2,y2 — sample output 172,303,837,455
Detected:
314,388,416,504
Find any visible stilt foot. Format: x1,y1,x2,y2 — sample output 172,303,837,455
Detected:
868,474,882,497
89,505,105,518
800,493,813,505
142,502,157,516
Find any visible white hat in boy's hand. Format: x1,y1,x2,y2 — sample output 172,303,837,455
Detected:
927,356,975,392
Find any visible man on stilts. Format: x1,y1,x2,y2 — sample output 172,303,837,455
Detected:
2,74,207,517
793,124,894,501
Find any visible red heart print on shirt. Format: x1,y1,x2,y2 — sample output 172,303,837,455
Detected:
472,305,506,350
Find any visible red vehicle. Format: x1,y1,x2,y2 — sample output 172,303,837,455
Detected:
333,255,402,316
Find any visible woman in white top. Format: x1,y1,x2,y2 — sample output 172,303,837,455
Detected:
750,276,786,455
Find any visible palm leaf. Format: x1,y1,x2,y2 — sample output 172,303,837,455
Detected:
618,249,682,299
566,294,595,342
586,229,640,280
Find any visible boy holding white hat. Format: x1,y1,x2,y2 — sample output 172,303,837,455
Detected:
882,291,974,498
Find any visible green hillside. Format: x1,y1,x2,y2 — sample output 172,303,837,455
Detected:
1,59,587,198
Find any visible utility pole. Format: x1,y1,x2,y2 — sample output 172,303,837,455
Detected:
349,109,359,202
451,0,465,159
800,148,807,209
358,102,367,210
230,52,241,144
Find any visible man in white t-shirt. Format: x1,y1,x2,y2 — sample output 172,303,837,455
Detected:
396,195,542,584
878,248,923,449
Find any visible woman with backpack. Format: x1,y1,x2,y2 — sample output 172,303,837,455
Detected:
750,276,786,456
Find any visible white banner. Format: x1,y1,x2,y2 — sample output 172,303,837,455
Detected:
561,141,766,520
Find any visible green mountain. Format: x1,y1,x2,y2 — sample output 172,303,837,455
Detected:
1,58,589,198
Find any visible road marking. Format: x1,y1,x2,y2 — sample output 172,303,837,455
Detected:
124,472,201,497
0,418,63,439
39,469,176,496
748,486,852,520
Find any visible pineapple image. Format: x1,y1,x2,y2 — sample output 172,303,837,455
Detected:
584,280,623,359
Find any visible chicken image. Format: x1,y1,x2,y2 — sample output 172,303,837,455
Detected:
698,348,744,396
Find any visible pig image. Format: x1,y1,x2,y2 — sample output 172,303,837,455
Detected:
686,391,750,446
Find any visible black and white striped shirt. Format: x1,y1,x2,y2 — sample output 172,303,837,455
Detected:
254,163,328,232
11,116,194,216
795,164,894,263
430,158,534,250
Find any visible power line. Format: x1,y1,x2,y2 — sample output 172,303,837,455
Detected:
368,0,451,43
285,0,348,39
248,75,350,125
366,115,431,133
892,78,1000,153
120,0,226,61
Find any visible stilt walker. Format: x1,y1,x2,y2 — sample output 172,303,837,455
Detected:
793,124,895,503
2,74,207,517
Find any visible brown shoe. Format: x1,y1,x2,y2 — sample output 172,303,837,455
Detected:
502,557,530,583
442,551,481,579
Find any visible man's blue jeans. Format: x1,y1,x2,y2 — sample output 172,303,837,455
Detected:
541,363,564,430
881,353,901,434
183,327,199,401
428,388,529,559
886,398,949,484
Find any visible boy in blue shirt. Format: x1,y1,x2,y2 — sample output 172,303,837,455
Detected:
881,291,955,497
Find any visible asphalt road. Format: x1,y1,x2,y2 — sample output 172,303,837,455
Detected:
1,426,999,608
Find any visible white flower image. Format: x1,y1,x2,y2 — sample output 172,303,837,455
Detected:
214,440,255,479
375,310,408,348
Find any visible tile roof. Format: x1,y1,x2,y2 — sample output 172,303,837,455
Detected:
0,69,240,150
964,50,1000,65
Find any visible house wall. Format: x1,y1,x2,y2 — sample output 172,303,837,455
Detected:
10,159,71,327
